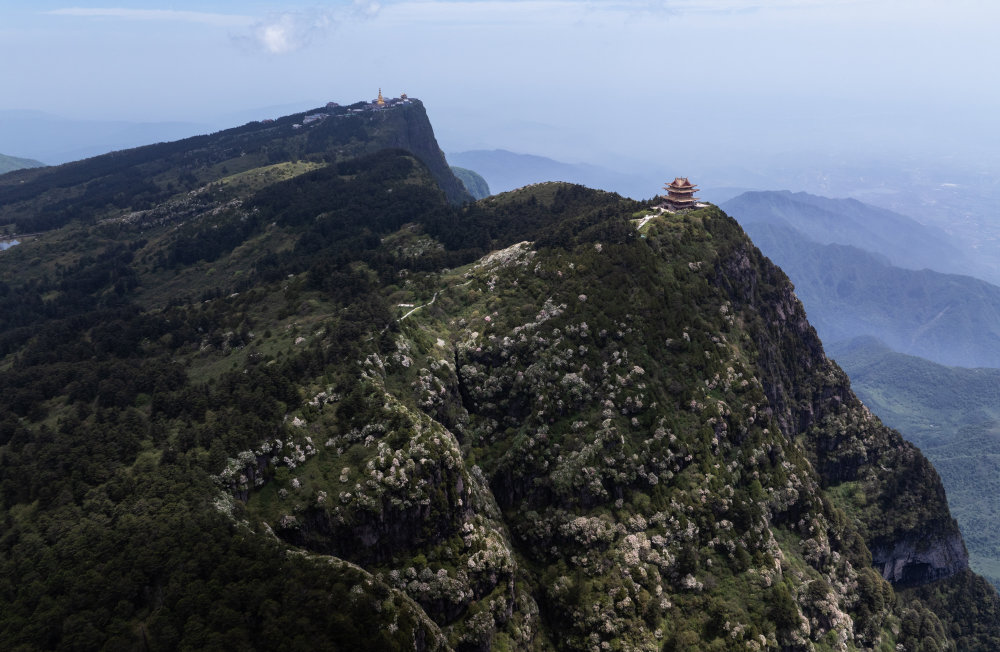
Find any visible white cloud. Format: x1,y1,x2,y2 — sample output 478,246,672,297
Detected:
234,4,382,55
245,11,330,55
47,5,384,56
352,0,383,19
46,8,253,28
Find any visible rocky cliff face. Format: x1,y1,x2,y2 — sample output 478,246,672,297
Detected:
709,218,970,588
0,97,470,234
370,101,471,204
872,533,968,586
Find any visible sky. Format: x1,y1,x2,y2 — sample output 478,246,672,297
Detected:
2,1,1000,182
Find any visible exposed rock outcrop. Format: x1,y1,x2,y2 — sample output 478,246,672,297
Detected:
872,531,968,586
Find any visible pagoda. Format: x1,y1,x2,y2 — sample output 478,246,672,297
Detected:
376,88,385,107
661,177,699,211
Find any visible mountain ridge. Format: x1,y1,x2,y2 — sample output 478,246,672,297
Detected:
0,97,469,236
0,104,996,649
0,153,45,175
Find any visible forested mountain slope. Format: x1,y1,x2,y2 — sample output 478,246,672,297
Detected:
0,106,997,650
0,97,469,236
830,337,1000,589
450,166,491,199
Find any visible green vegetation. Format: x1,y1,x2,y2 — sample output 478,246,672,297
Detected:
0,152,44,175
724,188,1000,594
0,99,469,235
0,105,996,650
830,336,1000,589
450,166,491,199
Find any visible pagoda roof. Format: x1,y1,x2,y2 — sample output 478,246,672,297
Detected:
668,177,694,188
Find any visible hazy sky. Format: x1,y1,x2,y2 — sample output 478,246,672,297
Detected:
3,0,1000,172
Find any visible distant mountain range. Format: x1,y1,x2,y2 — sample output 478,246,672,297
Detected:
744,223,1000,367
447,149,657,199
722,190,986,281
721,191,1000,367
716,157,1000,284
0,153,44,175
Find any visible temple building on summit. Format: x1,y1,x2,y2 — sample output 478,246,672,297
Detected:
660,177,699,211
